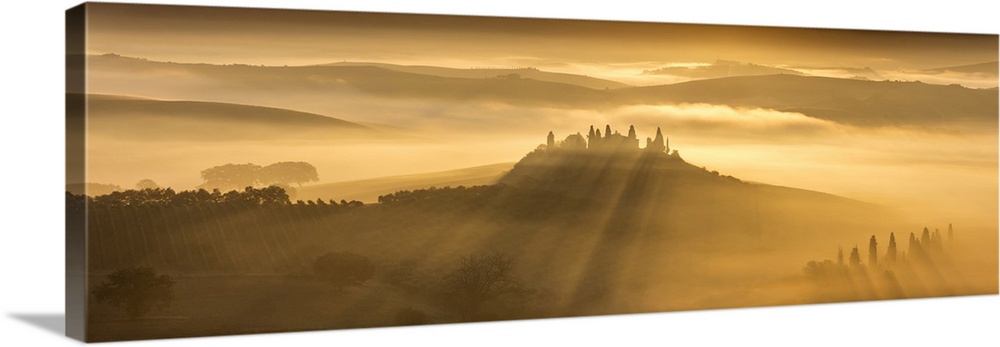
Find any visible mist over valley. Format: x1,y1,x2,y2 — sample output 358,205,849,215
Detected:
68,4,997,341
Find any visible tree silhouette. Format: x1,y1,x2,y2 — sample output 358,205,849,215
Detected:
200,163,261,191
313,252,375,291
886,232,897,265
561,133,587,150
908,232,921,259
259,161,319,187
931,229,943,251
134,179,159,190
848,246,862,266
92,266,175,320
440,253,524,321
868,235,878,267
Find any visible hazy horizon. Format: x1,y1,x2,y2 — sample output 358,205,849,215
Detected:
82,4,999,88
69,3,997,341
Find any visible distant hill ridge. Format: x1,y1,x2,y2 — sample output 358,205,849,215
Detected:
643,59,804,78
73,93,379,141
615,74,998,127
920,61,998,76
80,53,616,108
325,61,632,90
81,54,999,128
84,93,367,127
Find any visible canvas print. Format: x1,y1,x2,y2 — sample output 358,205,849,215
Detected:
65,2,998,342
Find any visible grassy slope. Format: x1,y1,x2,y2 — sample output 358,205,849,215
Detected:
296,162,515,203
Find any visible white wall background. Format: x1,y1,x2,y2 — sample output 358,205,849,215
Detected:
1,1,997,346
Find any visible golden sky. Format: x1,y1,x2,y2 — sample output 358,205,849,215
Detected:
84,3,998,70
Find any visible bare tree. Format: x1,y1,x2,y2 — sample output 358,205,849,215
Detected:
440,253,524,321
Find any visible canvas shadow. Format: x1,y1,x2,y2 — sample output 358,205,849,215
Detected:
9,313,65,336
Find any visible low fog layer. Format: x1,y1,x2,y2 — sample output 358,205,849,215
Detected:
79,89,997,231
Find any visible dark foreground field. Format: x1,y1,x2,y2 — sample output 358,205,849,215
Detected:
86,275,446,342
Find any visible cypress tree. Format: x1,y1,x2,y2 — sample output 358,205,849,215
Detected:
849,246,862,266
886,232,897,265
908,232,921,259
932,229,943,251
588,126,596,148
868,235,878,267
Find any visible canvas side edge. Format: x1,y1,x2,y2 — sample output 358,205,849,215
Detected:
65,2,88,342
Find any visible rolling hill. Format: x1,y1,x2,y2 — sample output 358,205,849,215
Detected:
79,54,618,108
326,61,631,90
80,139,902,322
76,93,381,141
642,60,804,79
615,74,999,127
499,145,893,247
79,54,999,128
296,162,514,203
920,61,998,76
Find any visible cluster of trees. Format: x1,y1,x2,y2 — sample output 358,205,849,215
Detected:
377,185,503,206
805,225,952,274
292,198,364,208
802,224,956,301
199,161,318,192
72,186,291,208
69,187,365,210
76,181,586,274
377,184,585,222
71,161,315,199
